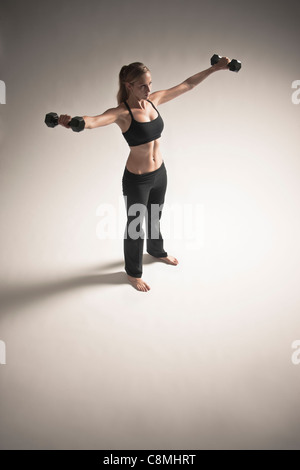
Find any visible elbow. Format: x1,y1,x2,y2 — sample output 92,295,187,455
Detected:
184,80,194,91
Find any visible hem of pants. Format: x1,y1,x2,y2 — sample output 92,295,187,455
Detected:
125,269,142,278
147,251,168,258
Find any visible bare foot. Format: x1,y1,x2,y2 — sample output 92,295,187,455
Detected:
127,275,151,292
157,255,179,265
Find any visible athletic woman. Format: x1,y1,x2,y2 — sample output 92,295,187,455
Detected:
58,57,230,291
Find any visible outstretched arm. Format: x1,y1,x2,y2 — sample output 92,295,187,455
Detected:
82,107,120,129
58,107,120,130
149,56,230,106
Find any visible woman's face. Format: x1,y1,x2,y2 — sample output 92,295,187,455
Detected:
127,72,152,100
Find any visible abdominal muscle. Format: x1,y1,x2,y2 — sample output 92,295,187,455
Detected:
125,139,163,175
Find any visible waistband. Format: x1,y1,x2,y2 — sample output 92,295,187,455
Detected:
123,161,165,180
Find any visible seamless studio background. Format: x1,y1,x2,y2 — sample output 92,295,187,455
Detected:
0,0,300,450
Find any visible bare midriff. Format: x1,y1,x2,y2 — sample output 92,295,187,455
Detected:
125,139,163,175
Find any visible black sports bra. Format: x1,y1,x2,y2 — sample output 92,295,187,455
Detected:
122,99,164,147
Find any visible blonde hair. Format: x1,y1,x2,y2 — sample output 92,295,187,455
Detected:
117,62,150,105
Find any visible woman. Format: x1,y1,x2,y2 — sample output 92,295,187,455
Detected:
58,57,230,292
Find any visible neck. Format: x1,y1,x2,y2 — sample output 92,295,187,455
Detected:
127,96,147,109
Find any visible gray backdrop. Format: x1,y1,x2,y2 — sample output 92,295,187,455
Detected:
0,0,300,450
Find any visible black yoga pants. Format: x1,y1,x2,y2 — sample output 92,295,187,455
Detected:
122,160,168,278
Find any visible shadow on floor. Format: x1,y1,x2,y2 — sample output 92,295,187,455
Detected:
0,270,126,316
0,254,161,315
90,253,158,271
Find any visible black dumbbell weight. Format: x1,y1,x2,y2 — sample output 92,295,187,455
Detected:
44,112,85,132
210,54,242,72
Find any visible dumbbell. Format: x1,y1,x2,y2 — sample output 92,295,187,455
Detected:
44,112,85,132
210,54,242,72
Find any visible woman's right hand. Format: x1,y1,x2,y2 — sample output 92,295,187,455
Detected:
58,114,72,128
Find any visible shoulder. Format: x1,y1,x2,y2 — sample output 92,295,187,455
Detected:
115,102,130,120
102,103,128,124
148,93,160,107
105,103,127,117
114,102,131,131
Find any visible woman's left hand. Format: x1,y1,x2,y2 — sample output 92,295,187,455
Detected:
212,56,230,70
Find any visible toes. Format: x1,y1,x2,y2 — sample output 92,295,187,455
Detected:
127,276,150,291
137,282,150,292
